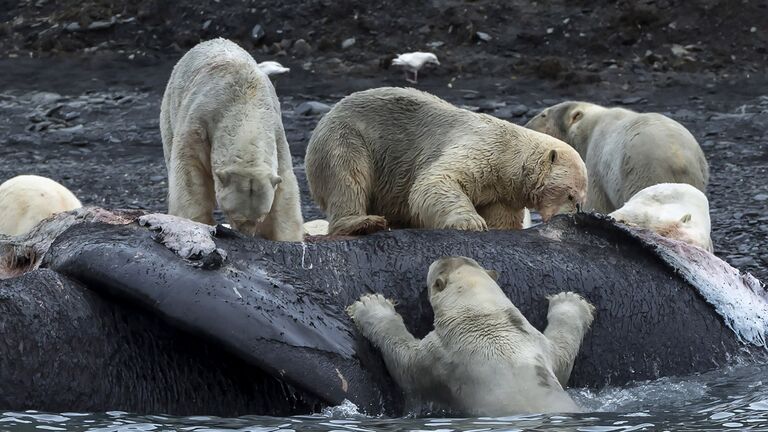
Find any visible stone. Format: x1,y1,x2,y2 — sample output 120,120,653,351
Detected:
295,101,331,116
341,37,356,49
251,24,266,43
728,256,757,268
293,39,311,57
476,31,492,42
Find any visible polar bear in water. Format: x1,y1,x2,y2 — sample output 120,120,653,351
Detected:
160,38,303,241
610,183,713,252
0,175,82,236
347,256,595,416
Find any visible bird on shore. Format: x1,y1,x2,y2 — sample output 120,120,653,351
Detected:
258,61,290,76
391,52,439,84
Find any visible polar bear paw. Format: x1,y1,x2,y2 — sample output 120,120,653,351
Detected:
346,293,398,324
443,212,488,232
546,291,596,325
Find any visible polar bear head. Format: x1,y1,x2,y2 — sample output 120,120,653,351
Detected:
526,138,588,222
524,101,602,143
214,165,282,225
427,256,510,315
610,183,713,251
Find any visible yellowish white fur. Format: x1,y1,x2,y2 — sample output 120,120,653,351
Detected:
160,38,303,241
347,256,595,416
610,183,713,251
0,175,82,236
526,101,709,213
306,87,587,236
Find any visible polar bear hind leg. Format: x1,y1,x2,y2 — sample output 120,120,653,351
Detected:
543,292,596,387
477,202,526,230
167,130,216,225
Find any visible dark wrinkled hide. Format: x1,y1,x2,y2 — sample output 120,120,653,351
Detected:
0,269,322,415
0,213,763,416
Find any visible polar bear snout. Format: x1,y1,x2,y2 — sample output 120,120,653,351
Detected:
215,169,278,225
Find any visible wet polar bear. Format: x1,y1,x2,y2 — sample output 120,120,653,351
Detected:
160,38,303,241
347,256,595,416
0,175,82,236
306,87,588,236
610,183,713,252
525,101,709,213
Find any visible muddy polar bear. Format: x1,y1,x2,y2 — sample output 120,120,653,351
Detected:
160,38,303,241
347,256,595,416
0,175,82,236
525,101,709,213
610,183,713,252
306,87,588,236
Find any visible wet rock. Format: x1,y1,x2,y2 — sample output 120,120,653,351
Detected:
341,37,356,49
251,24,265,43
293,39,311,57
729,256,758,268
28,91,62,105
614,96,647,105
475,31,492,42
295,101,331,116
533,57,564,80
64,17,116,32
510,104,529,116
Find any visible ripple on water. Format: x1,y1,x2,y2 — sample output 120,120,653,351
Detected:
3,364,768,431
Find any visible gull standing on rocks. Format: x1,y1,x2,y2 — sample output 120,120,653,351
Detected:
257,61,290,76
392,52,439,84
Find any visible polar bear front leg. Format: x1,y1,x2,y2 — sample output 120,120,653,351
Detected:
347,294,424,390
543,292,596,387
167,132,216,225
477,202,526,230
261,171,304,242
409,175,488,231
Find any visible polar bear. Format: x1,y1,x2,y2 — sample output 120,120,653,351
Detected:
306,87,588,236
525,101,709,213
160,38,303,241
347,256,595,416
0,175,82,236
610,183,713,252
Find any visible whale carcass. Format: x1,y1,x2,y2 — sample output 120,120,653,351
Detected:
0,208,765,416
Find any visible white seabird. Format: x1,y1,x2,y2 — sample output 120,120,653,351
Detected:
391,52,440,84
258,61,290,76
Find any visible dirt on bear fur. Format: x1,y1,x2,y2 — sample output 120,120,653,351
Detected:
0,0,767,281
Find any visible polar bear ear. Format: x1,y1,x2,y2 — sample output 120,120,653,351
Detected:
270,175,283,187
570,109,584,125
432,277,446,292
680,213,692,223
485,269,499,280
548,149,558,164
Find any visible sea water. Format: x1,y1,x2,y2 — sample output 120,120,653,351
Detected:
3,362,768,431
